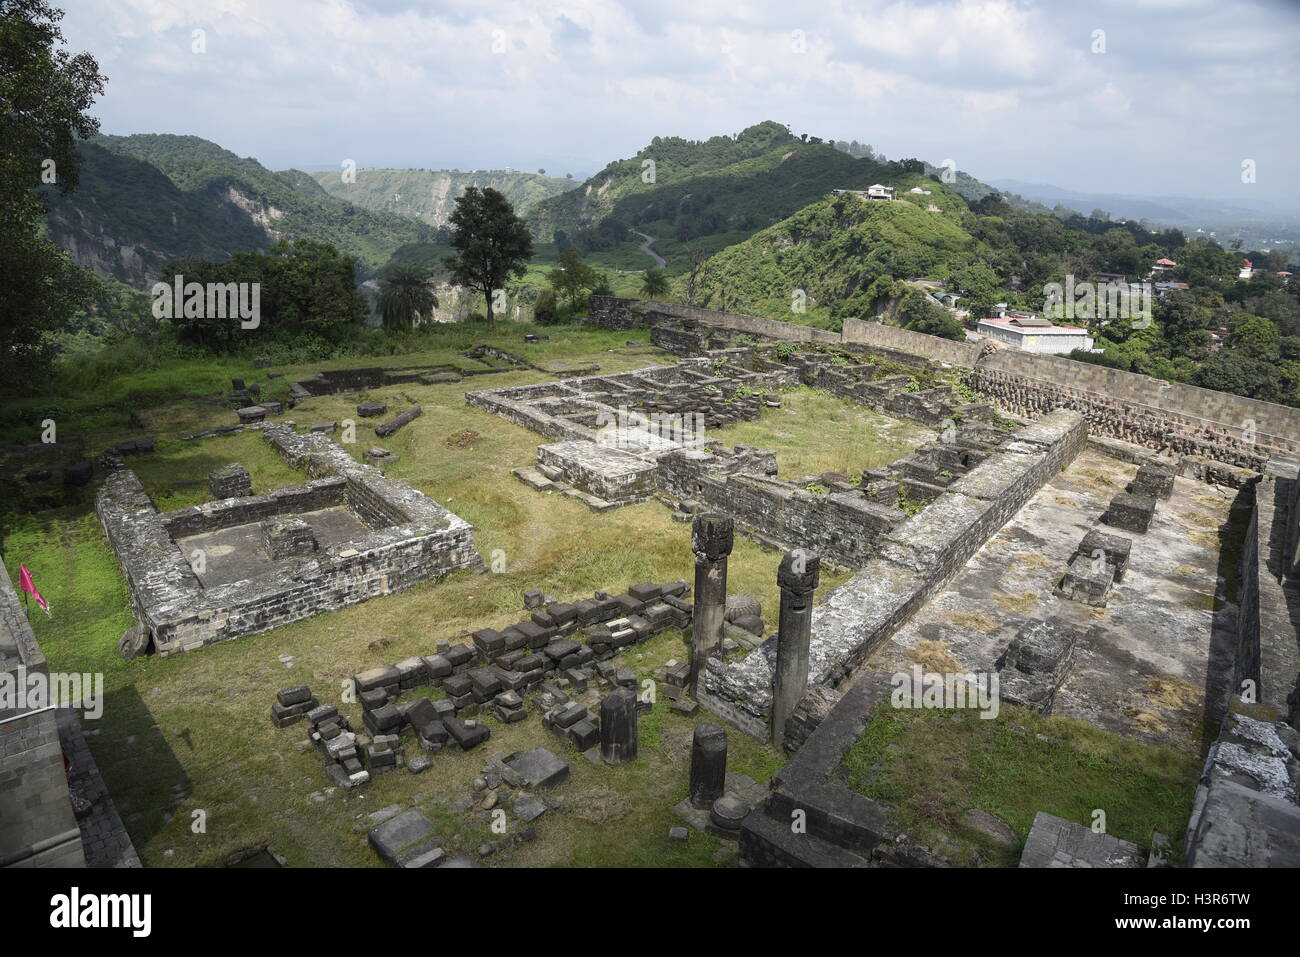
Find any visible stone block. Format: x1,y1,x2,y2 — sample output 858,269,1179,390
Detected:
1105,492,1156,534
261,517,318,560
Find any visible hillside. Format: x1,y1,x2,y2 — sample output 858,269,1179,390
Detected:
43,134,426,287
690,184,976,325
308,168,576,227
526,120,926,266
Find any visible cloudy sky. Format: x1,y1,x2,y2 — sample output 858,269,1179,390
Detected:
58,0,1300,206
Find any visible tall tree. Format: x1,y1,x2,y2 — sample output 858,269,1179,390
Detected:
1,0,106,391
378,264,437,330
547,247,597,307
443,186,533,329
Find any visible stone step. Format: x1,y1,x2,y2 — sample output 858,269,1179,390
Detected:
563,487,618,512
512,466,555,492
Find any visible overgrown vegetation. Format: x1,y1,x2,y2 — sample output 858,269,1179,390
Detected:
840,704,1199,866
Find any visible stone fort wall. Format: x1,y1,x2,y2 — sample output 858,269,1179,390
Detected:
587,296,1300,471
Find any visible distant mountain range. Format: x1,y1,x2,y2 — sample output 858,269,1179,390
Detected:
308,168,576,227
989,178,1300,242
43,134,425,287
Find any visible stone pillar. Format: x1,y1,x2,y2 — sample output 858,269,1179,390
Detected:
599,687,638,765
772,548,821,751
689,513,734,693
689,723,728,809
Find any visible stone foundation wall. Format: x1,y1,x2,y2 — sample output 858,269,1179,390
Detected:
1233,454,1300,715
96,427,483,656
657,447,904,569
592,297,1299,473
701,410,1088,732
160,477,349,537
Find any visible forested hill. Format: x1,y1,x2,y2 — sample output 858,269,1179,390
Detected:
691,181,978,325
308,168,576,228
526,120,939,254
43,134,425,287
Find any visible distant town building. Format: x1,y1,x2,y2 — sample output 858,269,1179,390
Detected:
1150,257,1177,276
909,186,932,195
866,184,894,201
976,316,1095,355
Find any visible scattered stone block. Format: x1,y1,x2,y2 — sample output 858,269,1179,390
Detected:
375,405,422,438
504,747,570,788
356,401,387,418
998,617,1084,714
236,406,266,425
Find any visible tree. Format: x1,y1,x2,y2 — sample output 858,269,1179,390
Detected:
547,247,598,307
163,240,366,350
641,266,668,299
378,264,437,330
0,0,106,391
443,186,533,329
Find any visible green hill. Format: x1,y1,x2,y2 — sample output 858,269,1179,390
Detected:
689,184,976,326
43,134,426,287
527,120,942,270
308,168,576,227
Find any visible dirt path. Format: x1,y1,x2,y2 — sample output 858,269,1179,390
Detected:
630,229,667,268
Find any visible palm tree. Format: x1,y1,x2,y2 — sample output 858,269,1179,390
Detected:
378,264,437,330
641,266,668,299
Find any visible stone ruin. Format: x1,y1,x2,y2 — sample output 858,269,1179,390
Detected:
96,423,482,657
469,345,1009,569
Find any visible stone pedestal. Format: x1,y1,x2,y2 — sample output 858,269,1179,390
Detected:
599,688,638,765
772,548,820,751
262,517,318,559
689,723,727,809
689,514,733,692
209,463,252,499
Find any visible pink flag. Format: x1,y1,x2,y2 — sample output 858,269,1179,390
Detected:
18,565,51,617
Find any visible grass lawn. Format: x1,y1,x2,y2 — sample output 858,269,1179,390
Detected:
839,704,1201,867
3,322,919,867
710,386,934,478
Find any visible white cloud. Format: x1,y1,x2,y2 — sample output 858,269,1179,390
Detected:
51,0,1300,203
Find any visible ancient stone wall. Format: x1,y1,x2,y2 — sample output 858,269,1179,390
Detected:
592,296,1300,473
0,561,86,868
699,410,1087,736
160,477,349,537
657,447,904,569
96,427,483,656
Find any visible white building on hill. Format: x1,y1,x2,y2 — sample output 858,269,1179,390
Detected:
976,316,1094,355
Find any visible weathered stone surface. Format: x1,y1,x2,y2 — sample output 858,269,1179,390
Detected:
95,427,483,657
689,724,728,810
209,463,252,499
505,747,570,788
1019,812,1145,868
368,809,436,866
1105,491,1156,533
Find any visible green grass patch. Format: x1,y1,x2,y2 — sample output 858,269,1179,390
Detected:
839,704,1199,866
